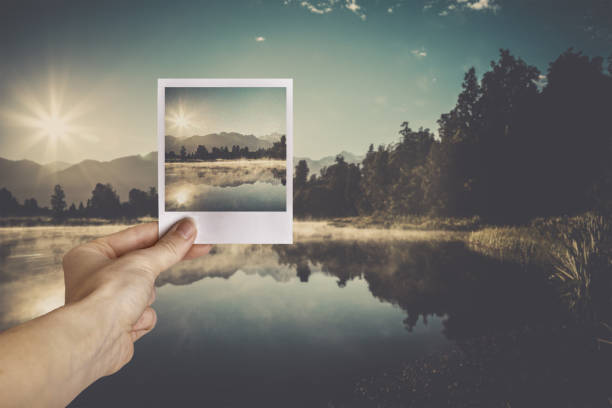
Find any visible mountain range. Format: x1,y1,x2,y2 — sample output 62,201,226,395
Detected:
295,151,364,176
165,132,276,155
0,153,157,207
0,148,363,207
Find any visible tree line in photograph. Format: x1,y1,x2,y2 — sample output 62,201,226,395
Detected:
0,184,157,220
294,49,612,223
166,135,287,162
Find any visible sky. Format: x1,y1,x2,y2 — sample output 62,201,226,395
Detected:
0,0,609,163
165,87,286,138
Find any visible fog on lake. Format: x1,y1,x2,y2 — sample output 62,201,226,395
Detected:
165,160,286,211
0,225,608,407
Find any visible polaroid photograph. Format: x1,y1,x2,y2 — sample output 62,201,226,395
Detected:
157,78,293,244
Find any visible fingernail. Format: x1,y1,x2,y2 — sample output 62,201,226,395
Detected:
176,218,196,240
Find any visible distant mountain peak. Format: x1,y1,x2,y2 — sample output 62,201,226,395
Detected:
165,132,273,154
0,154,157,207
258,132,284,142
294,151,364,176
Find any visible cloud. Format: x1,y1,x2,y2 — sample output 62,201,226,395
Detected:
300,0,332,14
411,48,428,58
345,0,366,21
387,2,403,14
437,0,500,16
255,36,266,42
287,0,365,20
466,0,499,11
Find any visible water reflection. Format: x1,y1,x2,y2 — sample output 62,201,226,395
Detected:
0,227,114,330
0,227,609,406
154,240,611,406
158,240,561,337
166,181,286,211
165,160,287,211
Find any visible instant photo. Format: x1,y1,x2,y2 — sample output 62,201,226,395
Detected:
158,79,293,244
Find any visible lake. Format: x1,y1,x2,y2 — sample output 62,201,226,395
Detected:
0,225,609,407
165,160,286,211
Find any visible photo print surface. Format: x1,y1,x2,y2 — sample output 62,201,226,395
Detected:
164,87,287,212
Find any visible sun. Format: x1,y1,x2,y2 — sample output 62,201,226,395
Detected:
175,188,193,206
1,77,96,160
172,111,190,129
36,111,70,140
165,101,197,136
176,191,189,205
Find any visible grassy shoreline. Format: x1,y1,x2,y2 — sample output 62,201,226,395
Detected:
0,216,156,227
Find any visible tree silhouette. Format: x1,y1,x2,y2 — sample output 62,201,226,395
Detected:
50,185,67,220
166,135,287,162
294,160,309,189
195,145,209,160
0,188,20,215
89,183,121,219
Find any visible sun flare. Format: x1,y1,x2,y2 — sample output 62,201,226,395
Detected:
36,112,70,140
165,101,199,136
1,77,96,161
176,190,189,205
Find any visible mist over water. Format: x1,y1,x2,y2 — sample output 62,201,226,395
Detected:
0,225,608,407
165,160,286,211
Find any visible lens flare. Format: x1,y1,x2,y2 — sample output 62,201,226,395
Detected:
1,75,97,160
165,100,199,136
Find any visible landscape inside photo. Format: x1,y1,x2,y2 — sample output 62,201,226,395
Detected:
164,87,287,212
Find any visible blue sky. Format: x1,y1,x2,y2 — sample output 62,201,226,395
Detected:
0,0,609,163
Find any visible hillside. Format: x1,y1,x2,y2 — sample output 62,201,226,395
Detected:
165,132,273,155
0,153,157,206
295,151,364,176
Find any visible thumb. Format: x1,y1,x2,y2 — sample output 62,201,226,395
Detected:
132,218,197,277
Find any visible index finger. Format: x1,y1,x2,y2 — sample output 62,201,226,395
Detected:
93,222,159,259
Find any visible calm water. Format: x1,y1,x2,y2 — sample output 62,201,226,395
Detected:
165,160,286,211
0,226,609,407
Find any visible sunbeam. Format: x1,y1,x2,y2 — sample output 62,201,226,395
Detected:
1,76,98,162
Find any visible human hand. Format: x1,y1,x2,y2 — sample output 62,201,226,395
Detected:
62,219,211,377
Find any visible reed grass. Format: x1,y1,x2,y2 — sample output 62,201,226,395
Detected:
469,213,611,316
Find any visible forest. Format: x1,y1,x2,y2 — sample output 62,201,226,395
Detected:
294,49,612,223
0,183,157,221
166,135,287,162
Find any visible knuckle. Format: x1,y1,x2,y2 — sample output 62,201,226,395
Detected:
62,246,81,270
88,239,117,259
157,238,180,258
126,253,157,276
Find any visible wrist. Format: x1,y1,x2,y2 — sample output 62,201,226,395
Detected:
0,299,119,407
60,295,121,383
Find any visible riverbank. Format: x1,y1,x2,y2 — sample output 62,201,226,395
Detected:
0,216,155,227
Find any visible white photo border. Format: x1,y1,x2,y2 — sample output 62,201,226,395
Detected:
157,78,293,244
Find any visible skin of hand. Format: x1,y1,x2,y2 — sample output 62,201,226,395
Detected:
0,219,211,408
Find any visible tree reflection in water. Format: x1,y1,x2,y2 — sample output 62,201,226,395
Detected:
152,239,610,406
273,240,611,407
